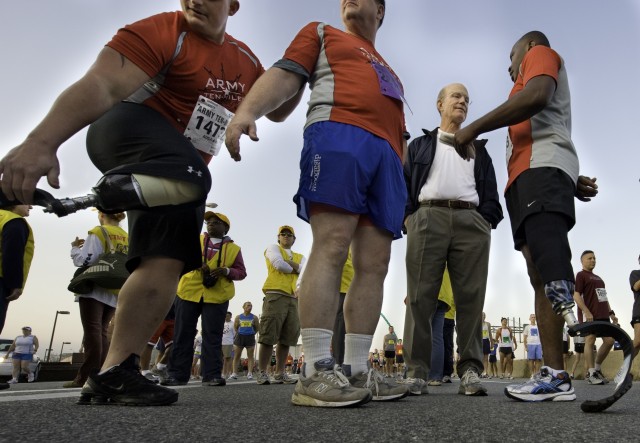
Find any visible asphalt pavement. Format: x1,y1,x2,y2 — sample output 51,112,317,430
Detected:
1,376,638,442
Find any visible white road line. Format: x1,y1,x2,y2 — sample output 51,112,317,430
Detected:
0,379,260,402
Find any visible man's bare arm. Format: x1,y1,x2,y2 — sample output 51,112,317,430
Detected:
0,47,151,203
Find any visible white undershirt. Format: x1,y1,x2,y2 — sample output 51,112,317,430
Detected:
418,129,479,206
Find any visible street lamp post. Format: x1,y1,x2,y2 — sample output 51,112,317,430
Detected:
46,310,70,363
59,342,71,362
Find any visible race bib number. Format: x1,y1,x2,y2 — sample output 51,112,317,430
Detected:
184,96,234,156
482,329,489,339
595,287,608,302
372,61,404,102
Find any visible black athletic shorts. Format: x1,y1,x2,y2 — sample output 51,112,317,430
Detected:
632,295,640,325
86,103,211,273
482,338,491,355
234,334,256,348
505,168,576,251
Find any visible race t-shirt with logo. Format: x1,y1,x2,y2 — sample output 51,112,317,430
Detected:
383,333,397,352
106,11,265,163
523,324,540,345
575,269,609,321
505,45,578,190
498,328,513,350
275,22,406,159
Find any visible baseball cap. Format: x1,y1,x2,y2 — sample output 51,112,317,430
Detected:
22,326,32,331
205,211,230,231
278,225,295,236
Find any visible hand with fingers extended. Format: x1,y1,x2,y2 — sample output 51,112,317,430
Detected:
224,112,260,162
0,141,60,204
576,175,598,202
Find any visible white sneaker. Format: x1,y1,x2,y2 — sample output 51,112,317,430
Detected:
256,371,270,385
7,378,18,384
345,366,409,401
27,373,35,383
586,369,604,385
291,359,371,407
505,367,575,402
246,373,253,380
399,377,429,395
458,369,488,396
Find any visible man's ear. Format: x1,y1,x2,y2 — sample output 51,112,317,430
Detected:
229,0,240,17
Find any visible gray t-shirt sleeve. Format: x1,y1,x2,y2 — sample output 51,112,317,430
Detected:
272,58,310,82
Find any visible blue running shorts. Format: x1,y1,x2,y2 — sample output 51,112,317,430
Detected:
294,121,406,239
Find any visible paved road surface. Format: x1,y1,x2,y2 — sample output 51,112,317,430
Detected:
1,376,637,442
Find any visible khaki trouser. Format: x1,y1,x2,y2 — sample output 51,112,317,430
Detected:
403,205,490,379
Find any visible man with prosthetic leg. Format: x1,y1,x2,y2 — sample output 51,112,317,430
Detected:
0,0,300,406
454,31,633,409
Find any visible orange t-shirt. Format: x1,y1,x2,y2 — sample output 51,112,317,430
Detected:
279,22,406,159
506,45,578,189
107,12,265,164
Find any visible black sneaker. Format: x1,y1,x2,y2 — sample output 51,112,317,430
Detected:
205,378,226,386
0,382,9,391
160,377,189,387
77,354,178,406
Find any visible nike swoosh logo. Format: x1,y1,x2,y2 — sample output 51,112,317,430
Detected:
527,201,536,207
104,383,126,393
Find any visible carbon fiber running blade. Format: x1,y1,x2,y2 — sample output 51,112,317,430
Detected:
569,321,634,412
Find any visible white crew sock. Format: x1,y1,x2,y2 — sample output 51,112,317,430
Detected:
300,328,333,375
594,363,602,371
344,333,373,375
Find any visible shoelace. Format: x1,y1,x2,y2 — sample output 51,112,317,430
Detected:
320,365,350,388
464,371,481,384
364,369,385,396
517,369,551,388
401,377,422,385
114,365,157,386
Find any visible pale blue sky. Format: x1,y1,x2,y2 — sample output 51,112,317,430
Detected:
1,1,639,358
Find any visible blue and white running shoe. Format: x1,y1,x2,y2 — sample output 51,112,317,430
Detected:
504,366,576,402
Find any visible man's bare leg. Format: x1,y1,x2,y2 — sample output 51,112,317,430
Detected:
634,324,640,357
258,343,273,372
584,334,597,371
595,337,614,366
299,210,358,329
246,346,255,375
275,344,289,375
344,224,391,334
101,257,182,369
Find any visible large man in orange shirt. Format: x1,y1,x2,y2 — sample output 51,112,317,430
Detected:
226,0,408,407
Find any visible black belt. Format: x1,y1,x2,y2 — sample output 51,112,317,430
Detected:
420,200,477,210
